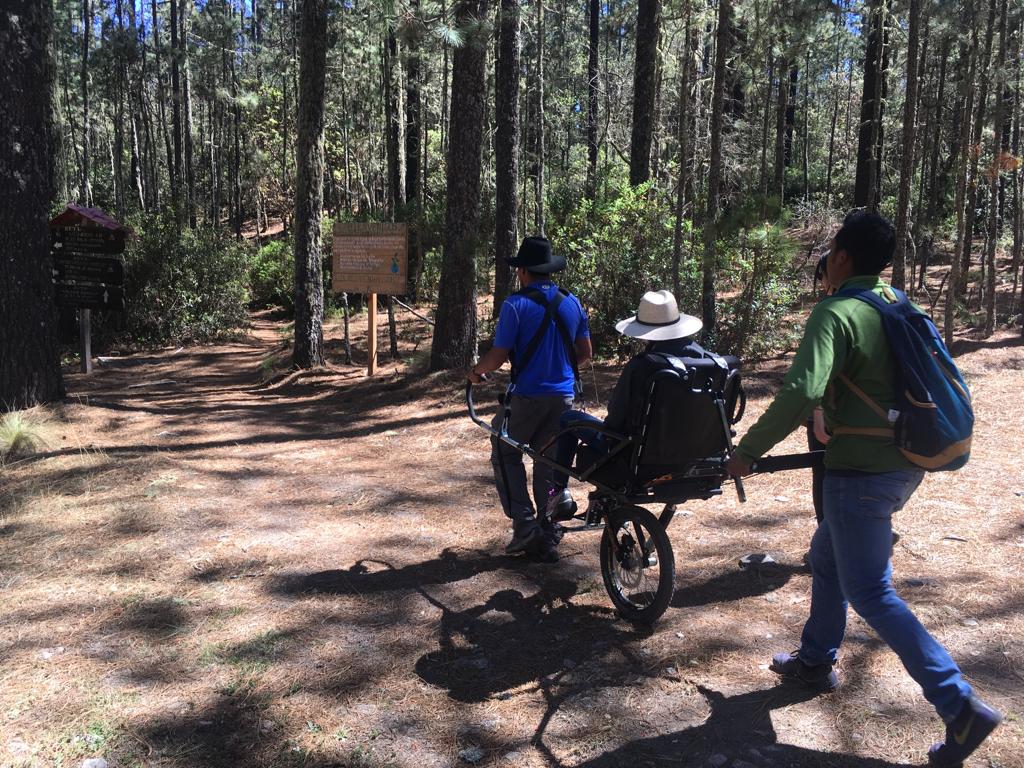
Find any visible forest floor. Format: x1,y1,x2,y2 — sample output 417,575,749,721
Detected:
2,267,1024,768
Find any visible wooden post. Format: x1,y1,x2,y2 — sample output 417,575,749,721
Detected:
367,292,378,376
79,308,93,374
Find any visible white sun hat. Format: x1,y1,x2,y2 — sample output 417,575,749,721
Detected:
615,290,703,341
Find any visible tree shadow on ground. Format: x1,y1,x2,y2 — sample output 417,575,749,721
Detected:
415,578,649,703
568,683,918,768
950,333,1024,356
672,561,803,608
267,547,525,597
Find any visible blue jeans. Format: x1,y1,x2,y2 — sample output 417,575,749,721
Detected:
800,469,972,722
552,410,611,488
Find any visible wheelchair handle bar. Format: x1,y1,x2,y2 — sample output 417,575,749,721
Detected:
750,451,825,474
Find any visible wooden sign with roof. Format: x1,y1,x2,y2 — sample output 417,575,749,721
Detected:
49,205,131,373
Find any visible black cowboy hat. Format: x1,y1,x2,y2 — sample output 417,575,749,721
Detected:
505,235,567,274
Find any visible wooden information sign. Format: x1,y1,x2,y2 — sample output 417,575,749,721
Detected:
331,222,408,295
49,206,130,373
331,222,408,376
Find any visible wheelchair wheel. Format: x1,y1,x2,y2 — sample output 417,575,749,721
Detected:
600,505,674,624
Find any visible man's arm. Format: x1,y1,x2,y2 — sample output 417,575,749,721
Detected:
575,337,593,368
727,304,846,474
603,357,642,433
468,346,510,383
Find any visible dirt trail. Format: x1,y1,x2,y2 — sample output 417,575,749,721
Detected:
1,312,1022,768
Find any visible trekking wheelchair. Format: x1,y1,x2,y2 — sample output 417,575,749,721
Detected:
467,354,822,625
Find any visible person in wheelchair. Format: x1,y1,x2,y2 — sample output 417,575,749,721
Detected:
544,290,713,521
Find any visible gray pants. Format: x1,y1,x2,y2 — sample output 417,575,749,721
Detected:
490,393,574,533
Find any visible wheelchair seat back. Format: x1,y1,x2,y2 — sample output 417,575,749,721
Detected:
636,355,741,467
582,354,743,498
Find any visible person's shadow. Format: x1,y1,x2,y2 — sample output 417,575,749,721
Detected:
414,578,648,703
568,683,918,768
266,547,519,597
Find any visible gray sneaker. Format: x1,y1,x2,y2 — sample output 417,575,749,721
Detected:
770,650,840,692
544,488,577,522
505,524,543,554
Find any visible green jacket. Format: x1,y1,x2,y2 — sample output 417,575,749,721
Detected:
735,274,914,472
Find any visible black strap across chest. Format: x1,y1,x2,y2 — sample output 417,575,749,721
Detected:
509,285,579,388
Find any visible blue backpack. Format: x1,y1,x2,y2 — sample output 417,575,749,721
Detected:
834,286,973,472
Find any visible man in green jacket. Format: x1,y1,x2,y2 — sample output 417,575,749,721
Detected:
725,211,1000,767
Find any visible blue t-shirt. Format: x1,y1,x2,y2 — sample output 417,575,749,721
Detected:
494,282,590,397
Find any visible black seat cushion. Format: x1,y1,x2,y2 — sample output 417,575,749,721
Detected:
576,355,741,492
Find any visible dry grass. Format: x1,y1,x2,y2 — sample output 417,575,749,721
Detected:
0,407,54,462
0,260,1022,768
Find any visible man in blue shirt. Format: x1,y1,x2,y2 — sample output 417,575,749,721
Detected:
468,236,592,562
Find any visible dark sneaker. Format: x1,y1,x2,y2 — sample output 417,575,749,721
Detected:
505,525,543,554
769,650,840,692
532,543,560,564
927,696,1002,767
545,488,577,522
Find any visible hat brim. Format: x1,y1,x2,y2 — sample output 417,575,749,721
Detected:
615,314,703,341
505,253,567,274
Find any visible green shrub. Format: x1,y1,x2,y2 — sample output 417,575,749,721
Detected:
122,215,252,344
715,224,802,360
250,239,295,311
550,182,699,355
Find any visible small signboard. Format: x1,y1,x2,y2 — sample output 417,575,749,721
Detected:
53,253,124,284
51,227,126,255
50,225,126,311
54,282,125,311
48,207,131,374
332,222,408,295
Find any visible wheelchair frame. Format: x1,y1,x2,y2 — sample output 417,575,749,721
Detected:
466,365,823,624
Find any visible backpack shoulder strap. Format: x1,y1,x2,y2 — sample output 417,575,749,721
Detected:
831,284,902,430
509,286,569,385
551,288,581,388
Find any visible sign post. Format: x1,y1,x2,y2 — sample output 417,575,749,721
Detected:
367,294,378,376
49,207,128,374
331,222,408,377
79,309,92,374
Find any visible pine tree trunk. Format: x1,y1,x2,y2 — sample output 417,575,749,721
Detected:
629,0,660,186
81,0,92,205
784,65,797,170
758,52,772,200
585,0,599,199
441,0,450,155
701,0,730,336
984,0,1007,336
152,0,174,204
945,19,978,348
802,52,810,201
892,0,920,290
960,0,997,297
0,0,65,410
870,4,890,210
292,0,329,369
181,0,196,226
113,0,127,220
1011,15,1022,303
925,36,949,223
170,0,183,212
384,28,404,218
430,0,491,371
773,55,787,204
405,0,422,299
671,0,693,298
494,0,520,315
534,0,545,233
854,0,884,207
